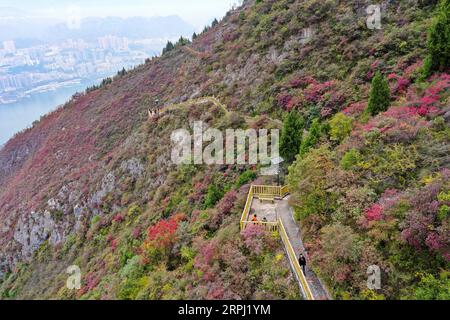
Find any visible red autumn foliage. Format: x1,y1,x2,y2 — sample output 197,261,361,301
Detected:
287,95,304,111
113,214,125,223
304,80,336,104
241,224,267,255
146,213,186,250
277,92,292,109
209,190,238,230
194,240,219,281
404,61,423,77
389,73,411,95
401,177,449,261
132,227,142,239
335,264,352,283
343,102,367,117
206,285,226,299
147,217,178,248
217,190,237,216
289,75,317,89
365,204,384,222
111,238,119,251
405,73,450,116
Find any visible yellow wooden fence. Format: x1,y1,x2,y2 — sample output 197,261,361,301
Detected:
252,185,290,198
239,184,314,300
240,186,254,230
240,185,290,231
278,217,315,300
240,220,279,232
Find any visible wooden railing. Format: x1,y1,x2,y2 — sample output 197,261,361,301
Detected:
252,185,290,198
252,185,281,197
239,184,314,300
240,220,279,232
280,185,290,198
240,185,290,231
278,217,315,300
240,186,254,230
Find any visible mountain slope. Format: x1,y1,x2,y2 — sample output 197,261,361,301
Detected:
0,0,448,299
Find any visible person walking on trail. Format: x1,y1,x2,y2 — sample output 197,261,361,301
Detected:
298,253,307,274
252,214,259,222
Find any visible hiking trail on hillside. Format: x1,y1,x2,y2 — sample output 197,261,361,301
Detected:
277,197,331,300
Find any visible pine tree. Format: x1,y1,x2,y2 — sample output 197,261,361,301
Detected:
177,36,190,46
280,110,305,163
118,67,126,76
204,184,224,209
299,118,322,157
422,0,450,78
162,41,175,54
367,71,391,116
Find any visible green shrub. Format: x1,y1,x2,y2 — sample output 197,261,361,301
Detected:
438,205,449,221
91,215,101,226
204,184,224,208
341,149,362,170
422,0,450,79
128,204,142,218
280,110,305,163
410,272,450,300
329,113,354,142
236,170,257,188
288,146,338,218
367,71,391,116
299,119,322,157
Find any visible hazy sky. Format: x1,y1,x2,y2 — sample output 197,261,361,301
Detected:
0,0,240,29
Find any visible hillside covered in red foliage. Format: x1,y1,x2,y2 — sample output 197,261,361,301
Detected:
0,0,448,299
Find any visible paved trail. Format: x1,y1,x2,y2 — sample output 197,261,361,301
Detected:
277,197,331,300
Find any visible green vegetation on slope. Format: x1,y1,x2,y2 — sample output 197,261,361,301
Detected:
0,0,449,300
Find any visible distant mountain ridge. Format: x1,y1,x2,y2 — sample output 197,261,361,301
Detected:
0,14,195,43
47,16,196,42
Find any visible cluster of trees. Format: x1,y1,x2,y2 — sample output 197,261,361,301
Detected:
85,68,128,93
163,17,222,55
162,36,192,55
278,0,449,299
280,113,330,165
422,0,450,78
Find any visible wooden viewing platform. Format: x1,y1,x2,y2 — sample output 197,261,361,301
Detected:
240,185,317,300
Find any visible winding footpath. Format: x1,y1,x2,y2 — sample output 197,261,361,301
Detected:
277,197,331,300
149,96,230,120
152,97,329,299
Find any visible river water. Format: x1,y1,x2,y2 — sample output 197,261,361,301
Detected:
0,80,96,147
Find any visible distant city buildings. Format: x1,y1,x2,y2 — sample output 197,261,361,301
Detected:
0,36,174,104
98,36,129,51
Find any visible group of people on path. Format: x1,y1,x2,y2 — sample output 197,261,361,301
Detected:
251,214,267,223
